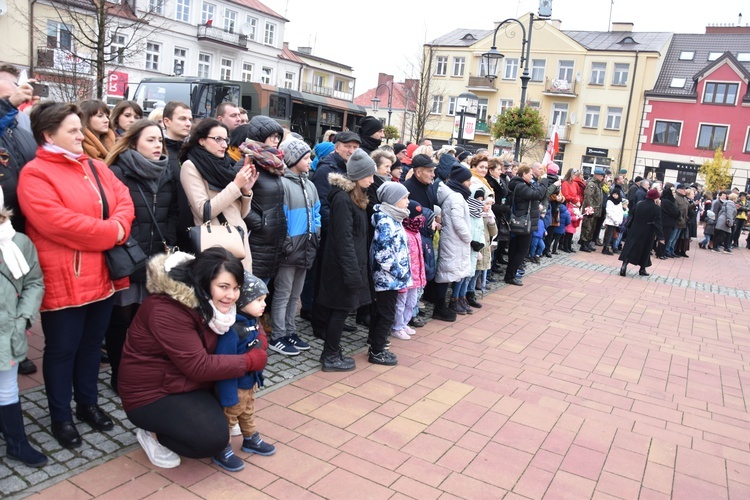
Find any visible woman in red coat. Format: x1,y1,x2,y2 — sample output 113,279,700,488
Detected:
17,102,135,449
561,167,586,251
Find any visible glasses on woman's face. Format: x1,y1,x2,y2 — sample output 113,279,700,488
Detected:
209,136,228,144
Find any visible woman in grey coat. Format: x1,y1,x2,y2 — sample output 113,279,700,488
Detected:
712,191,737,252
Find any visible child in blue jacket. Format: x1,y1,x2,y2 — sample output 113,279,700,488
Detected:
551,203,571,254
213,272,275,472
529,211,547,262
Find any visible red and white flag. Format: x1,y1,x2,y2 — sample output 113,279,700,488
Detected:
543,119,560,167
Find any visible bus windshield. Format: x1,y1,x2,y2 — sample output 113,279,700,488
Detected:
133,82,194,114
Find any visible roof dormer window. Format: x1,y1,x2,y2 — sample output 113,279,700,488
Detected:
678,51,695,61
461,33,476,41
669,78,686,88
707,52,722,61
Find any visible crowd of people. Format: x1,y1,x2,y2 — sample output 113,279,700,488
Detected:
1,64,748,474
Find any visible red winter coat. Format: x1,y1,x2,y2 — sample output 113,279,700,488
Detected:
18,148,134,311
118,254,248,412
561,178,585,207
405,227,426,289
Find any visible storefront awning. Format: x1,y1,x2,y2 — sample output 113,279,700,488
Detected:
293,90,366,115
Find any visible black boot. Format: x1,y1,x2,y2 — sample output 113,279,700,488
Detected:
580,240,592,252
619,262,627,277
465,291,482,309
0,402,48,467
567,235,577,253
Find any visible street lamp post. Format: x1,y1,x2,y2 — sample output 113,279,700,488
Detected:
456,92,478,146
370,82,394,142
482,12,548,162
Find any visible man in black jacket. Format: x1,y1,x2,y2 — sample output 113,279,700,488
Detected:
162,101,193,250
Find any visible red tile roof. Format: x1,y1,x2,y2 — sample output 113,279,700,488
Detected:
354,81,418,112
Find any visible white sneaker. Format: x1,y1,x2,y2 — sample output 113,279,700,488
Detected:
136,428,181,468
391,329,411,340
404,326,416,335
230,423,241,436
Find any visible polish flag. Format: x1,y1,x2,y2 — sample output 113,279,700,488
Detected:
205,18,213,26
543,119,560,167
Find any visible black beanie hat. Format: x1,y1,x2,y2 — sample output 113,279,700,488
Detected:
449,164,472,183
359,116,384,138
408,200,422,219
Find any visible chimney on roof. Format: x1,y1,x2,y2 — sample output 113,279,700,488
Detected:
611,22,634,32
377,73,394,88
297,46,312,55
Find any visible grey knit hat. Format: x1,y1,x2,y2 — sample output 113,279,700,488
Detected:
346,149,377,181
377,181,409,205
236,271,268,310
280,138,311,169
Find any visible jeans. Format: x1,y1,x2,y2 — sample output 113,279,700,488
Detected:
467,272,479,294
451,277,470,298
0,365,20,405
731,219,745,246
666,227,681,255
394,288,418,331
127,390,229,458
529,237,545,257
41,297,114,423
272,265,307,339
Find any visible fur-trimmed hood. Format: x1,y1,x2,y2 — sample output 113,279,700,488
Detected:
328,172,355,192
145,253,200,309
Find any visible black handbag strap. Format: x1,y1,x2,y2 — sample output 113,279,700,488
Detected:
136,184,170,252
202,200,229,225
511,184,530,216
88,160,110,220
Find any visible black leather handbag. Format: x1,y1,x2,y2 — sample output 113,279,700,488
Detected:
89,161,148,280
509,186,532,235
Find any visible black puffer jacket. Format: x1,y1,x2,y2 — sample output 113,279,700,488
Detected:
164,136,192,250
245,167,286,280
247,115,284,144
0,98,37,234
506,175,547,228
109,156,179,283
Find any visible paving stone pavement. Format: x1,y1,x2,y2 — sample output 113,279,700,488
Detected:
4,241,750,498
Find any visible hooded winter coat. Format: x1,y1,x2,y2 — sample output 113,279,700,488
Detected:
118,253,249,412
0,98,36,234
280,169,321,269
714,198,737,233
18,148,134,311
370,206,412,292
435,182,472,283
0,212,44,370
244,165,287,280
316,173,371,310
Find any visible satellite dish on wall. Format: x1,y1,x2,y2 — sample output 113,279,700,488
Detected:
569,112,576,125
239,23,254,36
0,0,7,16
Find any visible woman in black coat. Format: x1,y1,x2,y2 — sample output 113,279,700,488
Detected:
104,119,178,392
486,158,510,266
659,183,679,258
240,116,287,282
316,150,376,372
503,165,549,286
619,188,664,277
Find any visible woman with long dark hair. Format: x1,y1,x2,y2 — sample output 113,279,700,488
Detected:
17,102,134,448
180,118,258,271
103,119,178,393
110,100,143,138
79,99,116,161
118,248,267,468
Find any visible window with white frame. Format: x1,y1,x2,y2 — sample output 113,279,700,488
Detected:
697,124,728,150
261,66,273,84
145,42,160,71
557,60,574,82
590,62,606,85
745,127,750,153
670,78,686,88
531,59,545,82
149,0,164,15
175,0,190,22
528,101,541,110
264,23,276,45
447,96,456,116
201,2,215,25
220,58,232,80
653,120,681,146
173,47,187,75
503,58,518,80
224,9,237,33
435,56,447,76
551,102,568,126
583,105,600,128
244,16,257,40
241,62,253,82
283,72,294,89
46,20,72,50
198,53,211,78
703,82,739,105
430,95,443,114
478,98,488,122
738,53,750,62
313,74,324,89
678,51,695,60
708,52,722,61
452,57,465,77
606,107,622,130
498,99,513,114
109,34,126,64
612,63,629,85
334,80,344,92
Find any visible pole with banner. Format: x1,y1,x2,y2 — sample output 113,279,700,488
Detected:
542,117,560,167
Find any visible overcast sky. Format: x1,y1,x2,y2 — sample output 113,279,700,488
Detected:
263,0,746,93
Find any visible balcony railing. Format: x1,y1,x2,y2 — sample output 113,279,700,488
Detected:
467,75,496,89
301,82,353,101
544,77,577,96
476,120,490,134
547,123,570,141
37,48,92,74
197,25,248,49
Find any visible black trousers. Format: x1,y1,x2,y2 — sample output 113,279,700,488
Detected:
41,297,114,423
317,305,349,357
105,303,140,392
504,233,533,281
368,290,398,352
127,390,229,458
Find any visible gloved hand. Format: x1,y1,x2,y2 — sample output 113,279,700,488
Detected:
244,348,268,372
470,241,485,252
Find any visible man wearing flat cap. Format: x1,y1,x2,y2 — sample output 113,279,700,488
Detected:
358,116,385,154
